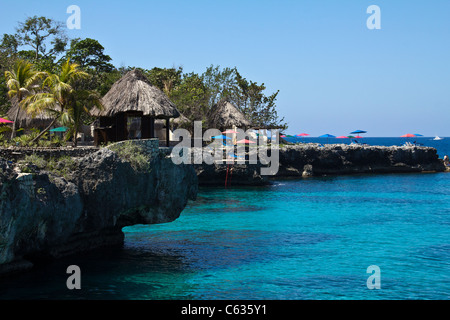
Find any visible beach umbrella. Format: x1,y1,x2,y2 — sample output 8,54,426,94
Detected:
319,134,335,138
350,130,367,141
296,133,310,142
236,139,256,144
413,133,423,137
222,130,238,134
319,134,335,144
212,134,232,146
350,130,367,134
336,136,351,144
49,126,68,132
212,134,231,140
0,118,13,124
401,133,416,144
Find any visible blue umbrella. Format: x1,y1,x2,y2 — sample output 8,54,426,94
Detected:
413,133,423,137
319,134,335,138
319,134,335,144
350,130,367,134
212,135,231,140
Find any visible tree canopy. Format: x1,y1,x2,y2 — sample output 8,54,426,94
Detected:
1,15,288,138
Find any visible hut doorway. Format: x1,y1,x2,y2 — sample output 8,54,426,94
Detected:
126,115,142,140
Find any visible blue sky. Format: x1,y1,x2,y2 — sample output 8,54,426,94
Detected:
1,0,449,136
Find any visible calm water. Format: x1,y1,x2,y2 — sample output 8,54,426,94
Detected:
0,138,449,300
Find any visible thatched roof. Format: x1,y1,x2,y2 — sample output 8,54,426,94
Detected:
91,69,180,119
155,112,190,128
6,97,56,128
207,99,251,130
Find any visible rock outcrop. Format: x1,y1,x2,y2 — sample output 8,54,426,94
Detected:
277,144,445,177
191,144,446,185
0,146,197,276
194,163,268,186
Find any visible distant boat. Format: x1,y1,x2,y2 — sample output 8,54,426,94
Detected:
433,136,444,140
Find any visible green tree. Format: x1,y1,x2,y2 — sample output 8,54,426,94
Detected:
61,89,102,147
202,65,238,108
4,59,46,138
15,16,67,61
233,71,286,130
0,34,20,115
24,58,90,143
144,67,183,96
170,72,209,124
65,38,114,73
95,67,128,96
201,65,287,130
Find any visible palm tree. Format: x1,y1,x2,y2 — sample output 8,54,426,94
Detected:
24,58,90,143
4,59,46,139
61,89,102,147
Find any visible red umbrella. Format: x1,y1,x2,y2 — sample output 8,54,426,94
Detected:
296,133,310,137
401,134,416,138
354,135,363,139
236,139,256,144
0,118,13,123
336,136,348,139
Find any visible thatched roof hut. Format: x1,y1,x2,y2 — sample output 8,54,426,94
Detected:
91,69,180,119
208,99,251,131
6,97,56,129
91,69,180,146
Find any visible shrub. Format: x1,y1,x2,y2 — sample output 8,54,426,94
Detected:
18,154,78,180
45,156,77,180
22,154,47,169
108,141,150,172
18,154,47,174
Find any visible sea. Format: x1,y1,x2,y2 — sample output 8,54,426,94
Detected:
0,137,449,300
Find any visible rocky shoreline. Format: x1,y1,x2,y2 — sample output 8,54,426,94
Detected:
194,144,446,185
277,144,445,177
0,144,198,276
0,142,446,276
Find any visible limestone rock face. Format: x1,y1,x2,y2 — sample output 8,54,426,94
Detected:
194,163,268,186
277,144,445,176
0,147,197,276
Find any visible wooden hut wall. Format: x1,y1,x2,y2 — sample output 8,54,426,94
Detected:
115,113,126,141
141,116,155,139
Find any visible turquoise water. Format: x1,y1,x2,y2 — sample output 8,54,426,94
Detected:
0,138,449,300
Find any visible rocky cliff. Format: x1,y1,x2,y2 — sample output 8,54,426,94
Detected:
277,144,445,177
0,145,197,276
194,163,269,186
193,144,446,185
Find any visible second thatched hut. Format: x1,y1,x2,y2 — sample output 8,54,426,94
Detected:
7,97,56,131
207,99,251,132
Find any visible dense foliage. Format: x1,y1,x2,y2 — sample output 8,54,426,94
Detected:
0,15,287,144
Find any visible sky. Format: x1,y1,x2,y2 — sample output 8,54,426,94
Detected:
1,0,449,137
